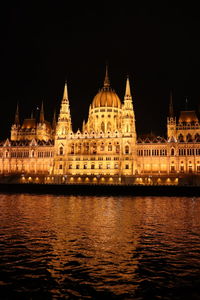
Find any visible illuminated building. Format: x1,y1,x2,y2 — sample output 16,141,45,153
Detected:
0,67,200,185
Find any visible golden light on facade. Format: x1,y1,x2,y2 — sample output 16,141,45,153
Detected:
0,69,200,186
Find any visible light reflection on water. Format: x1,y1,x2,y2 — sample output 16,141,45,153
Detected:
0,194,200,299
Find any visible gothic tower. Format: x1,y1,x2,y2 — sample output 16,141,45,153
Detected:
122,76,136,139
53,81,72,175
11,104,20,141
121,76,137,175
167,91,176,139
56,81,72,137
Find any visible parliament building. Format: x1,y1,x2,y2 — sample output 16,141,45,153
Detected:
0,67,200,185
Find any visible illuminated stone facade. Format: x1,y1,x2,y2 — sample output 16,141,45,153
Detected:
0,68,200,185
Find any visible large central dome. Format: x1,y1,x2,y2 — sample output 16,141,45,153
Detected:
91,67,121,109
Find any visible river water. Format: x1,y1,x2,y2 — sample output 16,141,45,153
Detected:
0,194,200,300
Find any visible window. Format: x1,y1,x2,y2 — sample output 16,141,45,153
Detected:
125,164,129,169
125,145,129,154
171,165,175,172
59,164,62,169
187,134,192,142
178,134,184,142
107,122,111,131
71,144,74,154
100,144,105,151
91,164,95,169
59,147,63,155
108,144,112,151
77,144,82,154
116,145,120,154
101,122,105,132
171,148,175,156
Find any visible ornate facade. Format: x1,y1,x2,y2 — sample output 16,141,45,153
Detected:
0,68,200,185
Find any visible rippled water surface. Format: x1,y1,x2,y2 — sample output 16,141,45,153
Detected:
0,194,200,299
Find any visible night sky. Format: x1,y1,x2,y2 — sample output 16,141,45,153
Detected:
1,2,200,139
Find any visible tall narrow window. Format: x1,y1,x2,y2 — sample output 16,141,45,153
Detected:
116,145,120,154
125,145,129,154
101,122,105,133
107,122,111,131
59,147,63,155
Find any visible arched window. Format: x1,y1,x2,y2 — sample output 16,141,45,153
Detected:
108,144,112,151
187,133,192,141
107,122,111,131
100,143,104,151
59,146,63,155
178,134,184,142
116,145,120,154
71,144,74,154
125,145,129,154
171,148,175,156
101,122,105,133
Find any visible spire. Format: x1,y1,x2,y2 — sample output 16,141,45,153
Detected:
125,75,131,97
185,97,188,110
56,81,72,135
103,64,110,88
63,81,68,100
40,101,45,123
169,91,174,118
14,103,20,125
52,109,57,130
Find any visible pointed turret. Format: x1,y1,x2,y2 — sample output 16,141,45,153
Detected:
167,90,176,139
39,101,45,123
122,75,136,138
11,103,20,141
123,75,133,105
52,109,57,130
14,103,20,125
63,80,68,100
125,75,131,98
103,64,110,89
185,97,189,110
56,81,72,137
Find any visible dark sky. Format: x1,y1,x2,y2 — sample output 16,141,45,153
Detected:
1,1,200,139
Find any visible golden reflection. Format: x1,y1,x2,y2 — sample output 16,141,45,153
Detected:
1,195,200,295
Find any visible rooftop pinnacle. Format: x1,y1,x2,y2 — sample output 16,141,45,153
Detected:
103,64,110,88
